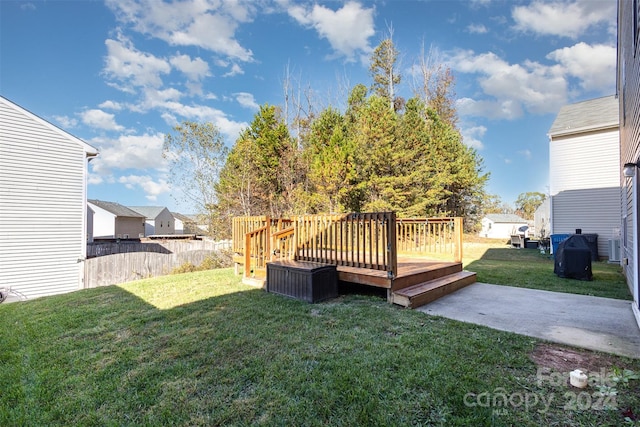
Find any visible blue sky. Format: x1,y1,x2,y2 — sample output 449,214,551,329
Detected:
1,0,617,214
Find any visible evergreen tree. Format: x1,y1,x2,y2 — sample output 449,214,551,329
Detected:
217,104,296,218
369,38,401,111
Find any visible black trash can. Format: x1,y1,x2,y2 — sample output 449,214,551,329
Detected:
554,235,593,281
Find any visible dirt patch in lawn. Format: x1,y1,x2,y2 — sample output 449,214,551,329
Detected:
530,342,633,373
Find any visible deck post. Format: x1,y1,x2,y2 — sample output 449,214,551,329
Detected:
454,217,463,262
387,212,397,279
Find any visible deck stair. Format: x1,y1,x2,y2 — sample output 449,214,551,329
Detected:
391,270,476,309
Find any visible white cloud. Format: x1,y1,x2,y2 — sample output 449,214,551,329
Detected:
89,132,166,175
170,53,211,81
223,63,244,77
53,115,78,128
80,109,125,131
512,0,616,39
450,50,567,119
288,1,375,61
98,100,124,111
450,37,616,120
546,42,615,92
105,0,254,62
518,149,532,159
467,24,488,34
460,125,487,149
118,174,170,201
87,173,103,185
235,92,259,110
148,100,247,142
103,34,171,90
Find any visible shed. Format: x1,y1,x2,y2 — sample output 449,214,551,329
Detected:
0,96,98,299
548,95,620,259
480,214,529,239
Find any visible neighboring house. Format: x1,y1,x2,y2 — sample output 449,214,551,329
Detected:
87,199,146,240
480,214,529,239
534,198,551,239
172,212,205,235
617,0,640,327
548,95,621,259
0,96,98,299
128,206,175,236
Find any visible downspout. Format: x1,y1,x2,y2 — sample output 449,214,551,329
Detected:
80,153,98,289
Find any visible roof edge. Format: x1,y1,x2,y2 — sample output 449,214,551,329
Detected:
0,95,99,156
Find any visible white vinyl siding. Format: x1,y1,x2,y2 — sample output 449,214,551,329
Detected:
89,203,117,239
155,208,175,235
550,128,621,258
0,99,94,299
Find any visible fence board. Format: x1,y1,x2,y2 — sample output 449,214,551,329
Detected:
87,239,230,258
84,247,230,288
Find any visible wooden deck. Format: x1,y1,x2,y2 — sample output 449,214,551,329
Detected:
233,214,473,308
337,257,462,289
242,256,477,309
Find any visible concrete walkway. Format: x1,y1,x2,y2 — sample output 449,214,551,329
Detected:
417,283,640,359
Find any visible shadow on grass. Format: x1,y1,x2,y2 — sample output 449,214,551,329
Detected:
466,247,632,300
2,268,640,426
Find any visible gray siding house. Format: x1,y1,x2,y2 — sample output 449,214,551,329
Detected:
0,96,98,299
548,95,621,259
87,199,146,240
617,0,640,327
128,206,175,236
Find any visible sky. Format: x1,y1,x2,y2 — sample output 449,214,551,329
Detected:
0,0,617,214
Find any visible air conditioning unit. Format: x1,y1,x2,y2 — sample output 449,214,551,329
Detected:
608,239,621,263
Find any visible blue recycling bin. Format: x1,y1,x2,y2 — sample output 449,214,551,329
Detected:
551,234,570,255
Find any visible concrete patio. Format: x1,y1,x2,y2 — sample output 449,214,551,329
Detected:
418,282,640,359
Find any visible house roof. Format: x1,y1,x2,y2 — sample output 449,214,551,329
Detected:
172,212,197,223
548,95,619,137
128,206,169,219
88,199,145,218
484,214,528,223
0,96,99,157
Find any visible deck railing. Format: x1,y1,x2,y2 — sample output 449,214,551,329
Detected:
233,213,462,279
293,212,397,278
396,217,463,262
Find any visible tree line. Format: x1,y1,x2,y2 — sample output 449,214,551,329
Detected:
164,38,490,238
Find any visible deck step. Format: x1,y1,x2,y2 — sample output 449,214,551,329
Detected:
391,271,476,309
391,262,462,291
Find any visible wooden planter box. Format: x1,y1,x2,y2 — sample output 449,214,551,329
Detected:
266,260,338,303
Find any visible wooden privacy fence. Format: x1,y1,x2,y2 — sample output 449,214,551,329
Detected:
232,213,463,280
84,241,231,288
87,239,231,258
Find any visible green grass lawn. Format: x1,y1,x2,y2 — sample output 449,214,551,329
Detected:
463,239,632,301
1,268,639,426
